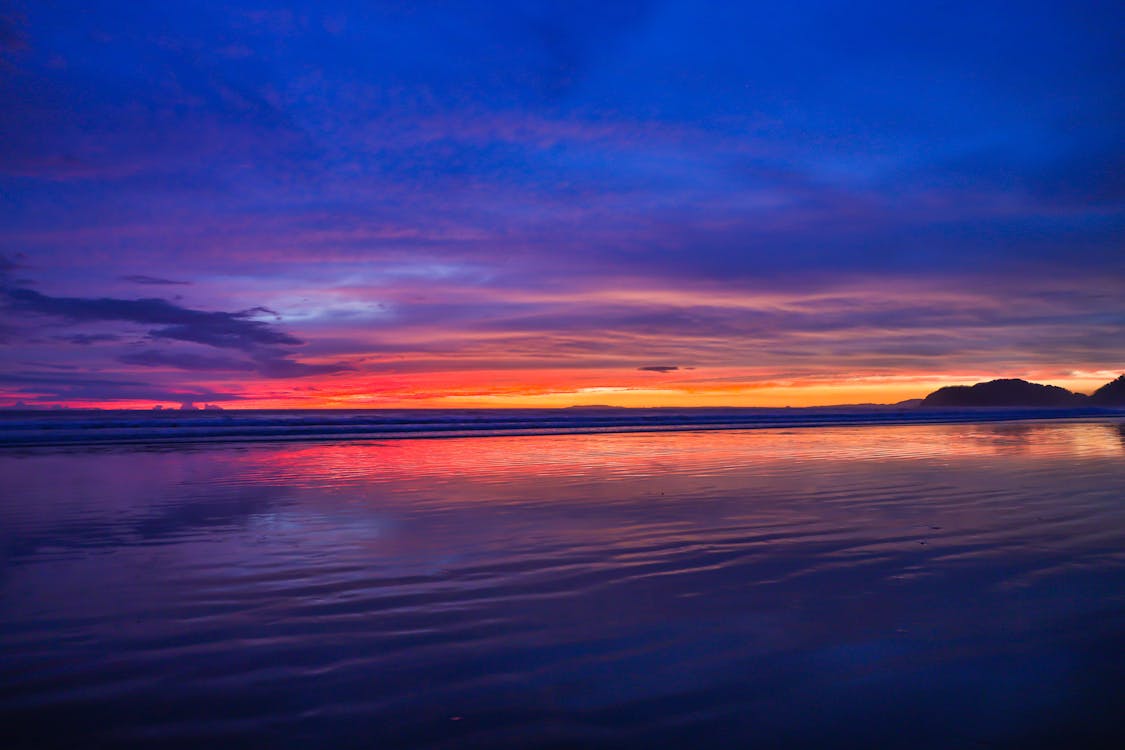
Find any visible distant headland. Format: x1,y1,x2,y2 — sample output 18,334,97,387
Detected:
921,375,1125,408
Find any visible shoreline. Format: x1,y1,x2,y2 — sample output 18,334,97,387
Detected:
2,407,1121,449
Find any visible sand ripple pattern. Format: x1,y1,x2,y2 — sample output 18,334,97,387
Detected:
2,421,1124,748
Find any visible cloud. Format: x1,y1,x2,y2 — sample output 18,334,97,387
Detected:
1,1,1122,406
119,349,257,372
0,371,242,404
119,274,192,285
3,287,301,350
639,365,679,372
2,282,353,384
120,348,352,379
0,254,21,274
250,354,352,379
55,333,122,345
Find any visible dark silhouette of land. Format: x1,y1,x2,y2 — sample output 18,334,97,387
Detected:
1090,375,1125,406
921,375,1125,408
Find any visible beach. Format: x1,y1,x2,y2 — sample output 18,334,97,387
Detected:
2,417,1124,748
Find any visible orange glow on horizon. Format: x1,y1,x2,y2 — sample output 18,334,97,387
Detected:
9,368,1118,411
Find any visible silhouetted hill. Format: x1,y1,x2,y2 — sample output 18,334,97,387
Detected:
921,378,1087,407
1090,375,1125,405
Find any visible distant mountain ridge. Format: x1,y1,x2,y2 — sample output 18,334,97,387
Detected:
1090,375,1125,406
921,375,1125,407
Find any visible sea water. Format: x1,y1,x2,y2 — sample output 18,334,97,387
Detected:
2,417,1124,748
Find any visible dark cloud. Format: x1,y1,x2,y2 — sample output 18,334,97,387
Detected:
0,371,242,404
120,348,352,379
55,333,122,345
119,275,192,286
639,365,679,373
0,253,29,292
0,254,21,273
2,282,353,386
119,349,257,372
250,354,352,379
18,360,78,370
3,287,301,350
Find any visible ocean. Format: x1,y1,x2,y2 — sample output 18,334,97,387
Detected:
2,411,1124,748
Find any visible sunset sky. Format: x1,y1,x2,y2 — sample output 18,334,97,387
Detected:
2,1,1123,408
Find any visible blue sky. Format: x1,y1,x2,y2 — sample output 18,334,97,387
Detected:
1,1,1123,407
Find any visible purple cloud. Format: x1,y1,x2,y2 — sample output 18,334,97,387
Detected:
120,275,192,286
0,370,242,405
55,333,122,345
4,287,300,350
119,349,257,372
2,282,353,385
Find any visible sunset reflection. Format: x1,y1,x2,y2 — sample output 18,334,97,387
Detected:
3,421,1125,748
263,421,1125,486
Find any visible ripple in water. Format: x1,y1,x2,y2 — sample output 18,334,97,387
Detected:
2,421,1125,748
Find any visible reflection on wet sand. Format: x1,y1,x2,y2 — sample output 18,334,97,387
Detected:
2,421,1124,749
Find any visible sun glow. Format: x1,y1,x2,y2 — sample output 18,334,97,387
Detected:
20,368,1114,411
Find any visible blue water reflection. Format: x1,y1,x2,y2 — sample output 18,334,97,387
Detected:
2,422,1124,748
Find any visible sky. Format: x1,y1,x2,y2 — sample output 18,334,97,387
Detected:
1,0,1123,409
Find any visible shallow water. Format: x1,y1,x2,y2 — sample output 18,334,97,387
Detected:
2,405,1118,446
2,421,1124,748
